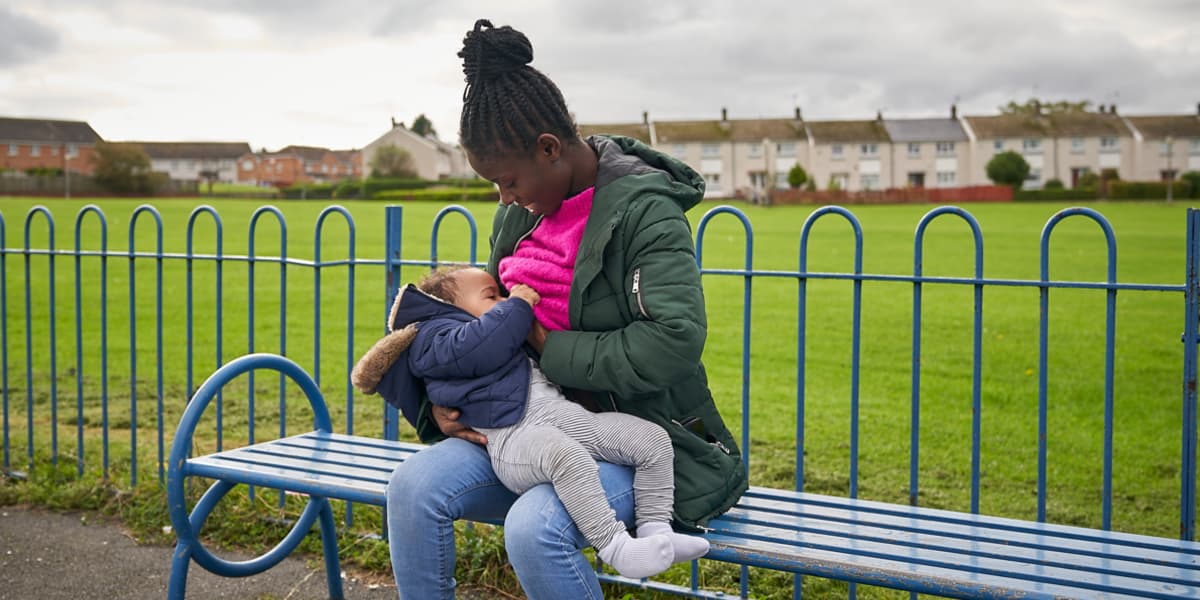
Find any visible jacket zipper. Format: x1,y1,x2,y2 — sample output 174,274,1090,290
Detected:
631,268,650,319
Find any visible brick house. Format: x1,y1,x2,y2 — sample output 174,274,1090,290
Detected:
237,146,361,187
0,117,102,175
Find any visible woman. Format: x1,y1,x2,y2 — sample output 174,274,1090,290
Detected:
385,19,747,599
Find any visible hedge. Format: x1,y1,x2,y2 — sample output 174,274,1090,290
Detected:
373,187,499,203
1107,180,1191,200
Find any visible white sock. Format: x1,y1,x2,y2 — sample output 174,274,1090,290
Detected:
596,531,673,579
637,522,711,562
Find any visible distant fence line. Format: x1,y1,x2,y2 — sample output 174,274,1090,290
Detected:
0,174,199,197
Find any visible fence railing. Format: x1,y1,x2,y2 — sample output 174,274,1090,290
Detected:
2,202,1196,598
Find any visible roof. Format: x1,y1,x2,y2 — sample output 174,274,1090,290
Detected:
805,119,890,144
1044,113,1131,138
728,119,807,142
131,141,252,160
653,120,731,143
579,123,652,144
1123,115,1200,140
883,118,967,142
962,114,1051,139
0,117,102,144
279,145,333,162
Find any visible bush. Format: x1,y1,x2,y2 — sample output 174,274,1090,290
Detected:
373,187,499,203
787,164,808,189
1181,171,1200,199
1107,180,1190,200
1077,172,1100,190
281,182,338,199
986,151,1031,189
1043,178,1064,190
804,179,817,192
24,167,64,177
92,142,167,194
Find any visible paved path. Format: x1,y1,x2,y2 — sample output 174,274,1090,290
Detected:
0,505,399,600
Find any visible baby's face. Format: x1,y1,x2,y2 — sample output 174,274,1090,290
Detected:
452,268,503,318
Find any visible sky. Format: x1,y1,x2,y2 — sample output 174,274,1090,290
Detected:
2,0,1197,151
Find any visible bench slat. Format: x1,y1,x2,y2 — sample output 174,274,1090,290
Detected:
731,493,1200,571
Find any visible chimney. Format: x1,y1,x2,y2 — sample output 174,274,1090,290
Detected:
642,111,649,125
950,104,957,120
721,107,728,122
795,106,802,121
390,116,397,128
876,110,883,121
1098,104,1106,114
1196,102,1199,116
1110,104,1117,115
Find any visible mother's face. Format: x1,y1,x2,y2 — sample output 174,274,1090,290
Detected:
467,134,573,217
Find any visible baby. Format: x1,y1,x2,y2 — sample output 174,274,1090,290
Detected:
353,266,709,579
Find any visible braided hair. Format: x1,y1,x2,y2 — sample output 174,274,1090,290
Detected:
458,19,578,160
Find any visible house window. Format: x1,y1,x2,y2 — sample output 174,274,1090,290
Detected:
776,142,796,157
1022,139,1042,154
1100,137,1119,152
275,164,282,173
672,144,687,158
860,173,880,190
907,143,920,158
831,144,844,160
1071,138,1084,154
993,139,1004,152
8,144,17,157
774,172,789,189
747,143,762,158
31,144,40,157
702,143,720,158
860,143,878,157
831,173,849,190
936,141,955,156
704,173,721,190
50,146,58,157
1161,141,1173,155
936,171,957,187
1192,139,1200,154
1026,169,1042,185
242,160,254,171
66,144,78,158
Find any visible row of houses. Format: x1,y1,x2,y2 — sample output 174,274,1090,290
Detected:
4,104,1199,196
582,105,1200,195
0,116,471,187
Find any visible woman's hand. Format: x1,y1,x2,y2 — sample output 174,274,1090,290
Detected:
526,320,548,354
431,404,488,445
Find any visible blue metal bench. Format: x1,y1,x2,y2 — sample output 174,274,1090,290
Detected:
168,353,1200,599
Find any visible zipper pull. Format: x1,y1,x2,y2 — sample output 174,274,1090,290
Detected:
631,268,640,294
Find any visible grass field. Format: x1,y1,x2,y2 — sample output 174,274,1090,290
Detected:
0,196,1192,598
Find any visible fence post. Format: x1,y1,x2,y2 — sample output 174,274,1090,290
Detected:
383,205,402,442
1182,208,1200,541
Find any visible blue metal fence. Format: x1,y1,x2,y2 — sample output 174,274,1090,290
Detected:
1,201,1197,599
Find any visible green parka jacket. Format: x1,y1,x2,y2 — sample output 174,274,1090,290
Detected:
416,134,748,528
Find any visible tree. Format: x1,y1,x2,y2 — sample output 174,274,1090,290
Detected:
999,98,1091,116
1043,178,1064,190
1181,171,1200,199
787,164,808,189
411,114,437,138
199,169,220,194
986,151,1031,189
92,142,160,194
370,144,418,178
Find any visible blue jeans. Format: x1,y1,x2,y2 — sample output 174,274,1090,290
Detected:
386,437,636,600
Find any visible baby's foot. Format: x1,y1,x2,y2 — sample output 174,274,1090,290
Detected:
638,522,711,562
596,531,674,579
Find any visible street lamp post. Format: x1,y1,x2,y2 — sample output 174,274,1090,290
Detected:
1166,135,1174,203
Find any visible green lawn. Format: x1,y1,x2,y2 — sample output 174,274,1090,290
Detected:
0,196,1192,598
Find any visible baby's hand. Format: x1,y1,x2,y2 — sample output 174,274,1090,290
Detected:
508,284,540,306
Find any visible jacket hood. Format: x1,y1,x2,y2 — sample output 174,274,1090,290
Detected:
588,135,705,213
372,285,475,428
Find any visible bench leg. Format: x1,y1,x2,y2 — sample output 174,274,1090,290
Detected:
316,497,345,600
168,540,192,600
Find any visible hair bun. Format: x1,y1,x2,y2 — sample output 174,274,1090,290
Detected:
460,19,534,86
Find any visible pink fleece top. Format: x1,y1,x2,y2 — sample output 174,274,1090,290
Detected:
497,187,594,331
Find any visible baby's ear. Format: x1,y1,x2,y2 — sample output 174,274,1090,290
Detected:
351,324,418,394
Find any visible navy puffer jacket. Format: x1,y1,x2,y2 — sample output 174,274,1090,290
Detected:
375,284,535,429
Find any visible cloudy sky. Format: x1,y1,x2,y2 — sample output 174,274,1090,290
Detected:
2,0,1197,151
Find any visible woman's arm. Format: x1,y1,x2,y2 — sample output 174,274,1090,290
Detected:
538,197,706,397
